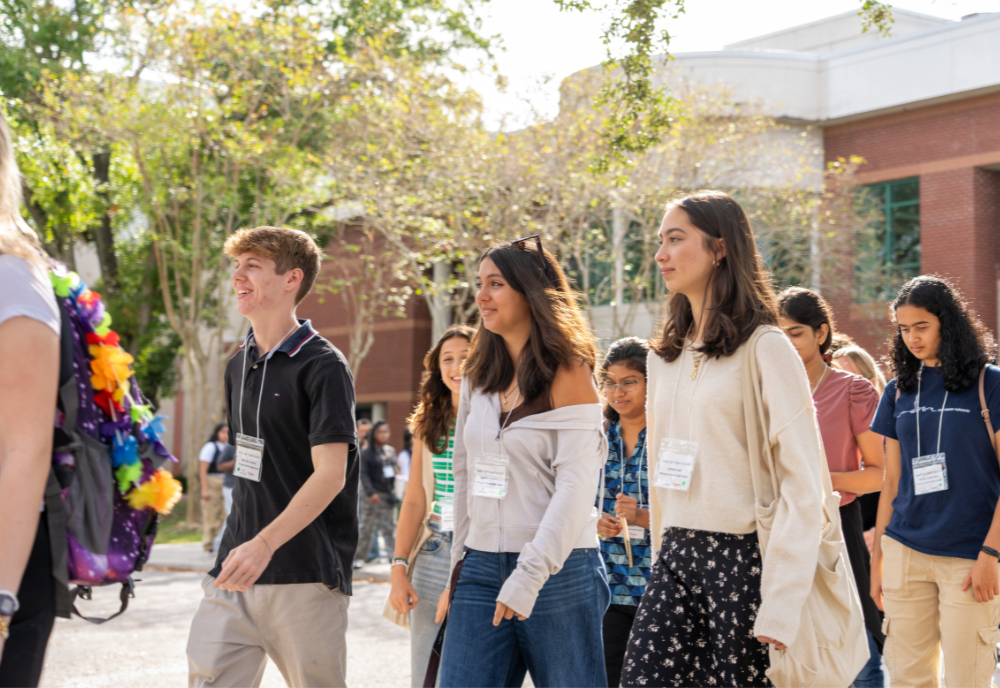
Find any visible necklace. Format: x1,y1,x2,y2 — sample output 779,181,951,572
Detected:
691,349,704,381
502,383,519,405
811,364,829,395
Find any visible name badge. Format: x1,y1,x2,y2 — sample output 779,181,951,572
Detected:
913,453,948,495
472,452,509,499
627,525,646,541
655,438,698,491
382,463,396,479
234,433,264,482
439,502,454,532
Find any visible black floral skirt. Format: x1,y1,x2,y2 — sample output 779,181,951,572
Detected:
621,527,772,687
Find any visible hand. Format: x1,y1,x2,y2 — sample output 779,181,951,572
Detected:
597,512,622,538
493,601,527,626
863,528,875,555
615,493,638,522
434,589,450,624
757,636,787,651
370,494,381,505
201,489,210,501
870,560,884,612
963,551,1000,602
389,567,420,615
214,535,272,592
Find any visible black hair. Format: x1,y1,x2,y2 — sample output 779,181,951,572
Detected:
366,420,388,447
777,287,835,355
600,337,649,422
890,275,995,393
402,427,413,454
208,422,227,444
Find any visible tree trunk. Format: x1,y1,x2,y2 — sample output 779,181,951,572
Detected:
91,151,119,293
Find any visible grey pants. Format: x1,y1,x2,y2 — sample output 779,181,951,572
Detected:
356,492,396,562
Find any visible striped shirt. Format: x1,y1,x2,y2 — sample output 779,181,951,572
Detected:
431,427,455,517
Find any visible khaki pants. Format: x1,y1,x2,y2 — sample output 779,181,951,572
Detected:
186,575,349,687
201,474,225,552
882,535,1000,688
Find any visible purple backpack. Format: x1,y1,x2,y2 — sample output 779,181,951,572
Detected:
47,267,181,622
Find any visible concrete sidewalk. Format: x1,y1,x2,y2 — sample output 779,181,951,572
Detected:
145,542,393,581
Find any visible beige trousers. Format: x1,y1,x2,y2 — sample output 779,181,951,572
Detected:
187,575,349,687
201,474,225,552
882,535,1000,688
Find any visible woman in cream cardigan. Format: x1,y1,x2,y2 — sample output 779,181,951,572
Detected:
621,191,827,687
385,324,474,686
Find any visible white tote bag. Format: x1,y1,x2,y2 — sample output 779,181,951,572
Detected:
742,327,869,687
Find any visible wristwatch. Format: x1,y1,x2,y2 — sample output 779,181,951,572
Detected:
0,590,19,617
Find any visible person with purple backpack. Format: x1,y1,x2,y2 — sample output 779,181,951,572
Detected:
0,114,62,686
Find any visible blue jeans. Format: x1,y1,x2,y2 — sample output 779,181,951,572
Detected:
852,629,884,688
440,548,610,688
409,520,452,687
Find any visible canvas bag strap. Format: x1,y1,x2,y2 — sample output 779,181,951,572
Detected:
742,328,780,505
979,366,999,463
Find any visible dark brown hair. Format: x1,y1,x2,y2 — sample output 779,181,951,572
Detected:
463,240,597,401
408,324,475,453
652,191,778,362
777,287,835,354
600,337,649,422
224,226,322,304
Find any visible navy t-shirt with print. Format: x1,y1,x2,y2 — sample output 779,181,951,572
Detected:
870,365,1000,560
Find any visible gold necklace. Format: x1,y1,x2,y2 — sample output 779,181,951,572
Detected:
502,383,519,405
691,349,704,381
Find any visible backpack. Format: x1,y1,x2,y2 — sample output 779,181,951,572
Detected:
46,265,183,622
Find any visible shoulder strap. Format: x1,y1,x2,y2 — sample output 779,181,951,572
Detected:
741,328,780,504
979,367,998,462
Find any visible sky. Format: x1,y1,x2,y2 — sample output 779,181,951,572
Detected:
463,0,1000,127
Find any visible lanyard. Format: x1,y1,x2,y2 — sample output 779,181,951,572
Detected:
238,322,299,437
618,431,647,509
668,340,707,440
916,363,948,456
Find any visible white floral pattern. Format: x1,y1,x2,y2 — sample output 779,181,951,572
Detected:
621,527,772,687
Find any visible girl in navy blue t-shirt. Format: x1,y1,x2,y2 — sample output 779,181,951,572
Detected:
870,275,1000,688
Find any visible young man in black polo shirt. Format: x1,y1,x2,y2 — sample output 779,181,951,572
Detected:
187,226,358,687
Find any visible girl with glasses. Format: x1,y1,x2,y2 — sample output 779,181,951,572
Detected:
596,337,652,688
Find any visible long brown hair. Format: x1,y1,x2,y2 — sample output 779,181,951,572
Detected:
463,240,597,401
652,191,778,362
408,324,475,453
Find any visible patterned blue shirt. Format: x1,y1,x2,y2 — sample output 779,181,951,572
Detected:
597,420,652,606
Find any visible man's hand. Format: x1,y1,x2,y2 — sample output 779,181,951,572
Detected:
201,489,210,501
963,551,1000,602
615,493,638,522
597,512,622,538
871,558,884,611
493,601,527,626
214,535,272,592
370,493,381,505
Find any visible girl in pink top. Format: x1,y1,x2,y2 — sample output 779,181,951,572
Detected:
778,286,886,688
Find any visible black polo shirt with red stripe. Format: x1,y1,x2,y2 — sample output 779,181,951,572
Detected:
212,319,359,593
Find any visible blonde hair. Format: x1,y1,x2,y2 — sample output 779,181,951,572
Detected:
832,345,886,395
0,112,40,261
223,226,322,304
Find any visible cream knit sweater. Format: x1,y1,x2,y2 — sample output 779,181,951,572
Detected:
647,326,825,646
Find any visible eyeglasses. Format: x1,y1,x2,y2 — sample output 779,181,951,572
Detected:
511,234,546,270
603,379,641,394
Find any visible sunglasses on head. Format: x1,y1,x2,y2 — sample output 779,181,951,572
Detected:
511,234,546,270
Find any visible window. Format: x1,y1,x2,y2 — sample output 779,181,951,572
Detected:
856,177,920,302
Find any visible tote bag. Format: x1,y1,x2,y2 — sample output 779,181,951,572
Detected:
742,327,869,687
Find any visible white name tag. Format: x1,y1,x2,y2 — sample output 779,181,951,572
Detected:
655,438,698,491
234,433,264,482
439,502,454,532
913,453,948,495
472,452,509,499
382,464,396,479
627,525,646,541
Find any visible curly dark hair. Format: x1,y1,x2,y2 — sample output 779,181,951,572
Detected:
407,324,475,453
889,275,995,393
599,337,649,422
